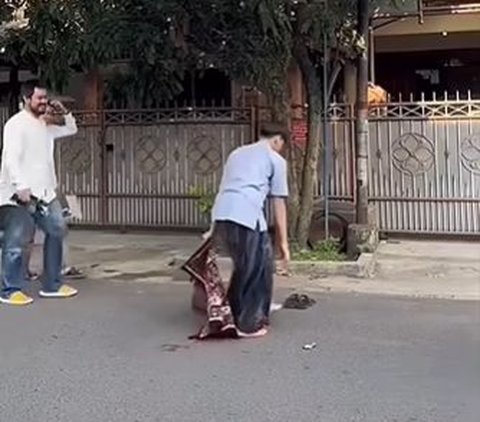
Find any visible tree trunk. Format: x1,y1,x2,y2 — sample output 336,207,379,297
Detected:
296,93,321,248
287,144,302,238
268,86,300,239
355,0,370,224
294,42,323,249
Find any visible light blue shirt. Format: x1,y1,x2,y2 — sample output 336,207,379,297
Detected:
212,140,288,231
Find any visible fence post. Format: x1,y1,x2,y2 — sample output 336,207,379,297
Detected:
98,110,108,225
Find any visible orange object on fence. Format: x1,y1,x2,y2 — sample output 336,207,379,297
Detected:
368,82,387,105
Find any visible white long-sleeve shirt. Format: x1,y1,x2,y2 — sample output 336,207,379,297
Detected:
0,109,78,205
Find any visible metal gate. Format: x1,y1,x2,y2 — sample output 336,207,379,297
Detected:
55,101,480,234
56,108,254,228
327,99,480,234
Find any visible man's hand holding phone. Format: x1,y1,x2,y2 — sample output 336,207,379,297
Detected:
48,99,68,114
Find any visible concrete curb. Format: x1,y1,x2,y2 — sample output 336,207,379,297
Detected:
288,253,377,279
82,254,479,301
297,279,480,302
171,252,377,281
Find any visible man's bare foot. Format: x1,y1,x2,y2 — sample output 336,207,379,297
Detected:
237,327,268,338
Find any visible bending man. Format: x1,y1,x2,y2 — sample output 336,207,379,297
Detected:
210,122,290,337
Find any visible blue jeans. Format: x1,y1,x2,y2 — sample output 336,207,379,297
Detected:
0,200,66,297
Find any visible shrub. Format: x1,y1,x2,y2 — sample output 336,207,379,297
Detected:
189,186,215,217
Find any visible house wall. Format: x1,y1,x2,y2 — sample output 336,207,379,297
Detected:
376,48,480,100
0,67,91,109
373,13,480,99
231,65,306,109
65,72,100,109
376,31,480,53
375,14,480,37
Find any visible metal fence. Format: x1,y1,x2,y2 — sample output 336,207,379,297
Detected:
2,101,480,235
56,108,254,228
327,100,480,235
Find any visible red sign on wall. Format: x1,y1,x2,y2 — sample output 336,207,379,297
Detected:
292,119,307,149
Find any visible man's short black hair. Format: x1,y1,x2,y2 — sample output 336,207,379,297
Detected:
21,80,45,100
259,122,290,143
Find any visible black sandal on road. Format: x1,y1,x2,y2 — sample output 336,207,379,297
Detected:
283,293,316,310
62,267,86,280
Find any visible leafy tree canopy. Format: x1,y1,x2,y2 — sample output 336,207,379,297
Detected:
0,0,187,106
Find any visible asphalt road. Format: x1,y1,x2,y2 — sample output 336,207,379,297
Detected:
0,280,478,422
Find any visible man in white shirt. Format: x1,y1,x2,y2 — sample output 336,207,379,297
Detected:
0,82,79,306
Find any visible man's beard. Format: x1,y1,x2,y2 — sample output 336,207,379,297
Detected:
27,104,47,117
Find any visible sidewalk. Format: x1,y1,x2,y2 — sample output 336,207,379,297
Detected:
30,230,480,301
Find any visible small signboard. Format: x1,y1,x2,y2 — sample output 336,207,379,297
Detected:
292,120,308,149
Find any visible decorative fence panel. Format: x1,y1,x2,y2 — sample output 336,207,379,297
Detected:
327,100,480,234
55,121,102,224
55,108,253,228
50,101,480,234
